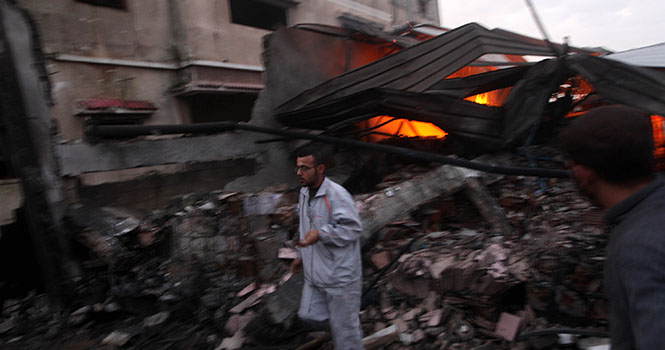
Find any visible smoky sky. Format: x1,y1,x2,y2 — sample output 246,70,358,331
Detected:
437,0,664,52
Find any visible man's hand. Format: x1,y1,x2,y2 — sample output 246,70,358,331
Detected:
296,230,320,247
290,258,303,273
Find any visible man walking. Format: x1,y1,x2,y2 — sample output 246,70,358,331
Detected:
560,105,665,349
290,144,363,350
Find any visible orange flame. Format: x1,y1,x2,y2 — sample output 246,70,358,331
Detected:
463,90,508,107
359,116,447,142
652,115,665,170
467,93,489,105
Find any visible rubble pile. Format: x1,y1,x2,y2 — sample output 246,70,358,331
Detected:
0,147,611,349
358,175,609,349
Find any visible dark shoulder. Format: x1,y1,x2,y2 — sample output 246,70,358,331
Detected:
612,202,665,268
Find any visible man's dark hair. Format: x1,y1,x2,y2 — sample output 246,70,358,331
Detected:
560,105,655,184
296,143,332,166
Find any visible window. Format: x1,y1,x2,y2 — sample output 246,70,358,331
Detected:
75,0,126,10
184,94,257,124
74,99,156,137
418,0,430,15
229,0,288,31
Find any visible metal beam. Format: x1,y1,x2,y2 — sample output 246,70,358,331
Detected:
88,122,572,179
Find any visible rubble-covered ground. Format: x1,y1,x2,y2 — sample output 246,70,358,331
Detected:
0,146,612,350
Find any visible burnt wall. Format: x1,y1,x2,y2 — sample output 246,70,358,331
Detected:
78,159,257,210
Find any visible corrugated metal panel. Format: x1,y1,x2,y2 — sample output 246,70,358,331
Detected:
275,23,567,114
276,88,505,148
565,54,665,116
604,42,665,68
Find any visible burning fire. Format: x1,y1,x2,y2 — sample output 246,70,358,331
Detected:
653,115,665,170
464,91,506,107
359,116,447,142
467,93,489,105
357,89,505,142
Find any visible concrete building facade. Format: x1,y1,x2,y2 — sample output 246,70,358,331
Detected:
17,0,439,141
7,0,438,210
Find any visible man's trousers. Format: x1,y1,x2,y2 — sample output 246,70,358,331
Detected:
298,280,363,350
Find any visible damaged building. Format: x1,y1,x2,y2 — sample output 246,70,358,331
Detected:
2,0,665,349
6,0,438,209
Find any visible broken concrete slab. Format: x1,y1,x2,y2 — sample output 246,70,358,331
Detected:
229,290,264,314
388,274,431,299
427,309,443,327
237,282,256,297
243,193,283,216
143,311,169,328
370,251,391,269
224,311,256,335
278,247,297,260
464,177,513,235
101,330,132,347
215,331,245,350
495,312,522,341
359,164,478,243
57,132,260,177
264,273,304,326
362,324,399,350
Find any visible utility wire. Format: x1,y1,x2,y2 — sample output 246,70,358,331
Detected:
524,0,561,56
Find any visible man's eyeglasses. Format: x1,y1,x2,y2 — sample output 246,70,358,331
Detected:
295,165,317,173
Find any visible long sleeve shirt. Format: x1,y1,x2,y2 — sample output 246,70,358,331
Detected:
604,175,665,350
297,177,363,288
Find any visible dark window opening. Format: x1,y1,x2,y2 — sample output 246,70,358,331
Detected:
75,0,126,10
185,94,257,123
418,0,429,15
229,0,287,31
74,100,156,137
0,146,15,178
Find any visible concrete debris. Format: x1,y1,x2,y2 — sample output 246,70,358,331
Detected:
412,329,425,343
279,271,293,285
101,330,132,347
370,251,392,269
237,282,256,297
495,312,522,341
0,317,16,334
464,177,514,235
143,311,170,328
67,305,92,326
229,284,276,314
399,331,414,344
362,324,400,349
277,247,298,260
224,311,255,336
216,332,246,350
426,309,443,327
1,146,612,349
577,337,611,350
243,193,284,215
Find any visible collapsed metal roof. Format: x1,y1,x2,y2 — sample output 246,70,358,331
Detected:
273,23,567,114
266,23,665,151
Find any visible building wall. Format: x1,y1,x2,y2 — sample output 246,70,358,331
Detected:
291,0,438,28
22,0,174,61
12,0,438,210
48,62,180,140
18,0,439,142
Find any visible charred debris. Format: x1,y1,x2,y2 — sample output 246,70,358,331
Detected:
3,6,665,350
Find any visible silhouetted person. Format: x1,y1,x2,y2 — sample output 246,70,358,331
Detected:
561,105,665,350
